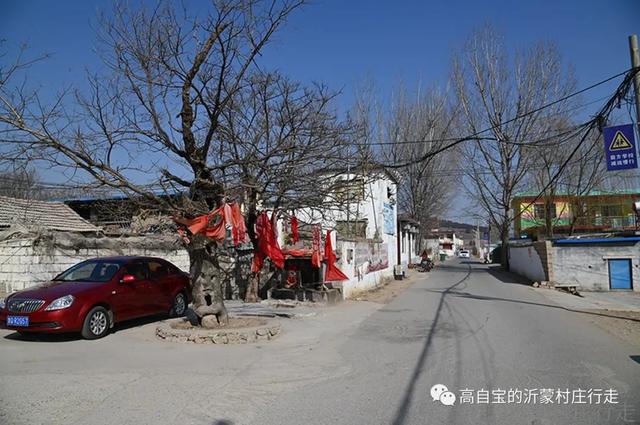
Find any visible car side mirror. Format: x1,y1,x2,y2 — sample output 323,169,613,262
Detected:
120,274,137,284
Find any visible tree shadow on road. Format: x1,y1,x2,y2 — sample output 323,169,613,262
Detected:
425,289,640,324
444,264,640,323
391,264,472,425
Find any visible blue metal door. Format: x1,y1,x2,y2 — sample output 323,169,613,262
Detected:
608,259,632,290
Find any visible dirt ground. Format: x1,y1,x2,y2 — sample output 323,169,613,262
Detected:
582,309,640,348
533,286,640,348
351,270,424,304
170,316,267,329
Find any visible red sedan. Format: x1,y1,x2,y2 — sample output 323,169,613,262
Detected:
0,256,191,339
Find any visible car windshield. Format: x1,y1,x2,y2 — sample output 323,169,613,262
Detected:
54,260,123,283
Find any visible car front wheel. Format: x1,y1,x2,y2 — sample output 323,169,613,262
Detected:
81,306,110,339
169,292,187,317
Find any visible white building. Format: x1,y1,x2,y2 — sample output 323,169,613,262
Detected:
398,215,420,267
425,232,464,258
291,168,399,298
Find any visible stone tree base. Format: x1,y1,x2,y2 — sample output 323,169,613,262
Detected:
155,317,281,344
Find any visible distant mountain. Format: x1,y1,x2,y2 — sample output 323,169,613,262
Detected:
436,219,488,233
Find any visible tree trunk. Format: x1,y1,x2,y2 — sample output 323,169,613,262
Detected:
544,196,555,239
500,226,509,269
244,189,260,303
245,274,260,303
186,234,228,326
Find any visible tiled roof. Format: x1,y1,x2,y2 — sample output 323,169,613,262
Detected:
0,196,99,232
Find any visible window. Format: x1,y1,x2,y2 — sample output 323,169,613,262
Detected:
533,204,544,218
147,261,169,279
124,262,148,280
601,205,623,217
533,203,556,219
167,263,182,275
55,260,122,283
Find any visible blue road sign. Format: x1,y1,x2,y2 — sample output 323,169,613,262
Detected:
603,124,637,171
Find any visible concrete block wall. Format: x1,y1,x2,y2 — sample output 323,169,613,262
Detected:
0,238,37,293
0,237,190,293
550,244,640,291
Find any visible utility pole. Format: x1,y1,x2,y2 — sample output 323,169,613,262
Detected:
487,221,491,263
630,35,640,127
475,219,480,258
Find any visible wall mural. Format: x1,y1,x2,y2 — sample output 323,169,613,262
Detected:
354,242,389,275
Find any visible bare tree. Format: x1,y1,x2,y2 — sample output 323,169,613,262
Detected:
453,27,576,266
528,117,577,238
379,84,459,248
0,169,40,199
217,71,351,300
526,117,606,238
0,1,339,324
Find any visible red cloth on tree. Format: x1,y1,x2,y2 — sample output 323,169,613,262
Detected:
311,225,322,268
324,230,348,281
174,202,247,245
230,203,247,246
290,216,299,244
251,211,285,273
282,248,312,257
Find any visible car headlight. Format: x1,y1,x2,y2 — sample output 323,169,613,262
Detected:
44,295,75,311
0,298,5,310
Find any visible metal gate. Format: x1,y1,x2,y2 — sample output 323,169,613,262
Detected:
608,259,633,290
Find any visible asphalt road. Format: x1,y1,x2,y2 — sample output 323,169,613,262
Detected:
1,258,639,425
250,259,640,425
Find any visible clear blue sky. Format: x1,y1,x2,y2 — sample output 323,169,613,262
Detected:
1,0,639,221
2,0,638,108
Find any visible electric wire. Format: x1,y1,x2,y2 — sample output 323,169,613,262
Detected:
381,68,634,169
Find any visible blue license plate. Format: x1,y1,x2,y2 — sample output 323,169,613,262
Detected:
7,316,29,327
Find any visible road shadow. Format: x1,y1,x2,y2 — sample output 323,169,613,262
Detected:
436,263,488,274
436,289,640,324
3,313,170,343
391,263,472,425
630,356,640,365
485,265,533,286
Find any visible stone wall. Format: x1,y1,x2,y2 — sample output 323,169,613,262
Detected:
0,235,189,293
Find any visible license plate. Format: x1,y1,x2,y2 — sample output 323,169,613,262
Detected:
7,316,29,327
